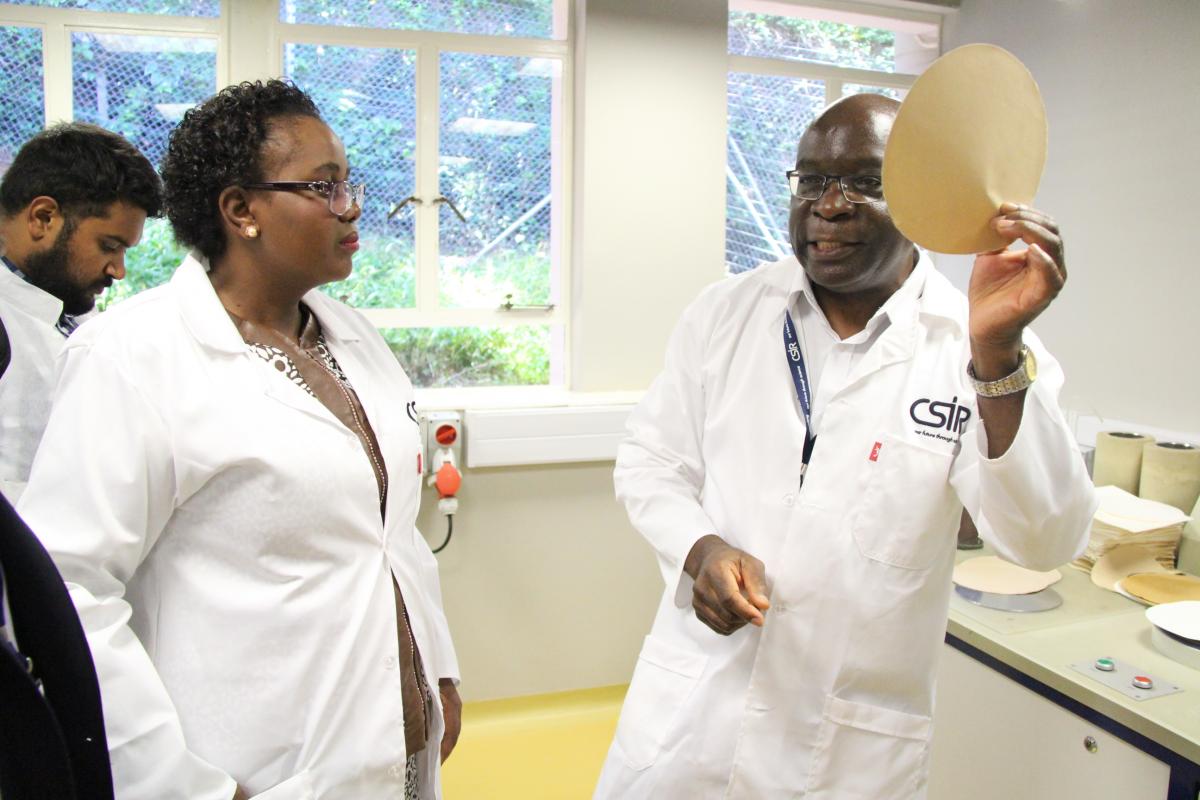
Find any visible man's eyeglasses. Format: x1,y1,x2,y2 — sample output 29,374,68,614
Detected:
242,180,366,216
785,171,884,204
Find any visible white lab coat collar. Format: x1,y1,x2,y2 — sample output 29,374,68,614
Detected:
783,248,935,334
766,250,961,387
0,262,63,326
171,252,363,355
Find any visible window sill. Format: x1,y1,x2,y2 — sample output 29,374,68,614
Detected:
414,386,642,411
414,387,643,468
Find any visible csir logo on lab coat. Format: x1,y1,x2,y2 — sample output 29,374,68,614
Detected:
909,395,971,441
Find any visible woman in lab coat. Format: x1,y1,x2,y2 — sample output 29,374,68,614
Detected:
18,80,460,800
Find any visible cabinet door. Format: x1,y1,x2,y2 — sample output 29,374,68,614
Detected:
929,643,1171,799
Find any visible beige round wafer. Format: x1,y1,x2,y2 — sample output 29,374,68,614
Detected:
1122,573,1200,605
883,44,1046,254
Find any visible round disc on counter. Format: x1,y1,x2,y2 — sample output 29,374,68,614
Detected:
953,555,1061,595
882,43,1047,254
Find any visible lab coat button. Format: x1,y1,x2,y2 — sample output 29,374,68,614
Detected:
388,763,405,779
782,493,795,507
384,655,397,670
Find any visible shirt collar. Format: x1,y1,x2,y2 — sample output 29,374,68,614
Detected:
787,249,932,337
2,256,28,282
0,256,73,336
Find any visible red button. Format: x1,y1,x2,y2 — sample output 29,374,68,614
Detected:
435,424,458,445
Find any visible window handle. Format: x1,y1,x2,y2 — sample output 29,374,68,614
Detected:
500,293,556,312
387,195,422,220
433,195,467,224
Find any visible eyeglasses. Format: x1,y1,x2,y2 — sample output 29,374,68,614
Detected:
786,171,884,204
242,180,366,216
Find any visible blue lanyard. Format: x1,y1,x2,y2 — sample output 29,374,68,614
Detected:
783,312,818,477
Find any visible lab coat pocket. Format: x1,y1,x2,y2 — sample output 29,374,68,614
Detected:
249,770,315,800
850,434,957,570
614,635,708,771
802,695,931,799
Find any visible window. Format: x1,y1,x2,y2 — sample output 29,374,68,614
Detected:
725,1,940,273
0,0,569,389
0,1,222,299
278,2,569,388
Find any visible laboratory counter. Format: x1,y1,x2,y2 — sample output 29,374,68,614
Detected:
930,544,1200,799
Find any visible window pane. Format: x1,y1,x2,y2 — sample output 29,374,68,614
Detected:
286,43,417,309
71,32,215,298
439,52,557,310
726,72,824,274
729,11,896,71
72,32,217,168
843,83,906,101
5,0,218,16
0,26,44,174
280,0,554,39
380,325,559,388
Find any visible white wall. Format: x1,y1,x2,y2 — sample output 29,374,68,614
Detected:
941,0,1200,432
424,0,730,702
571,0,730,391
417,462,661,701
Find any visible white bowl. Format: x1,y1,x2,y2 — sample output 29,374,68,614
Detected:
1145,600,1200,641
1150,626,1200,670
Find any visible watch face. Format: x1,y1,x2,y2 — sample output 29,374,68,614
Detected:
1024,346,1038,383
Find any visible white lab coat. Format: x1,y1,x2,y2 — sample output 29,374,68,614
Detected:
595,255,1095,799
18,254,459,800
0,265,66,503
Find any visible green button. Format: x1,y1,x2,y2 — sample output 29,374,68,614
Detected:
1095,658,1115,672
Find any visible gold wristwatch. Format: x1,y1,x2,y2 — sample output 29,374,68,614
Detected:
967,345,1037,397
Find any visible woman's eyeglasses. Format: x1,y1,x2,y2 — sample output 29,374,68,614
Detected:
242,180,366,216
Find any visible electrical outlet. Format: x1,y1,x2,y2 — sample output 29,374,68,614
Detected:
419,411,463,477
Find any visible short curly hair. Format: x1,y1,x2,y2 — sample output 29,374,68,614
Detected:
0,122,162,220
160,79,322,262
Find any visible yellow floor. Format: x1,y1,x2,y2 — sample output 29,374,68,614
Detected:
441,684,626,800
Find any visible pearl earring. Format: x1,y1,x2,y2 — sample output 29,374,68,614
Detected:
245,224,259,239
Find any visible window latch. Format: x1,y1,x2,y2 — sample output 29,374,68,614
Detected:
500,293,555,312
387,195,422,220
432,195,467,223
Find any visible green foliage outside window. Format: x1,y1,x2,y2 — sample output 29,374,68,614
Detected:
281,0,553,39
728,12,895,72
383,326,550,387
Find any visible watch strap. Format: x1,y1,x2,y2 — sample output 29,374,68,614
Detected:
967,345,1036,397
